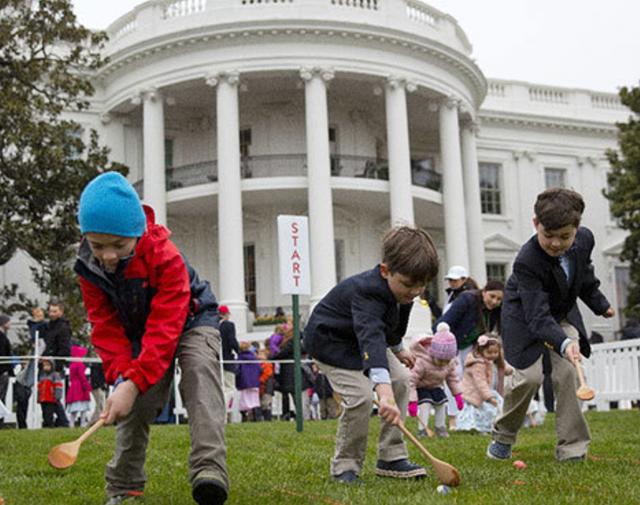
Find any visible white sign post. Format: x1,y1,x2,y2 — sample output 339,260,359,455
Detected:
277,215,310,432
277,215,311,295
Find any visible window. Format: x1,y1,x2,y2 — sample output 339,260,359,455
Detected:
545,167,565,188
479,162,502,214
164,138,174,169
329,126,339,175
244,244,256,314
486,263,507,284
615,266,630,329
240,128,252,178
335,239,345,283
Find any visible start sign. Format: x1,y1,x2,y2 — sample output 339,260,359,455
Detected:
277,215,311,295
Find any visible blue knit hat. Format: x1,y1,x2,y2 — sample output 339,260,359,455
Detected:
78,172,146,237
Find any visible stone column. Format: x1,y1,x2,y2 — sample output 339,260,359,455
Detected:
140,87,166,225
385,76,416,226
460,120,486,286
300,66,337,306
438,97,470,270
207,71,247,335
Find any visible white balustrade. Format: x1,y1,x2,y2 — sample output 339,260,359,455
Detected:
241,0,294,4
528,86,569,104
110,13,138,40
590,94,624,110
331,0,379,9
488,82,506,97
163,0,206,19
405,0,437,26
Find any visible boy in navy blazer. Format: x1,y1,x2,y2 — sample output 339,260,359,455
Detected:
488,188,614,462
304,226,439,484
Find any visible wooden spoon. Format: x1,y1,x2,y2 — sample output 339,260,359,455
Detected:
574,360,595,401
375,401,460,486
48,419,105,469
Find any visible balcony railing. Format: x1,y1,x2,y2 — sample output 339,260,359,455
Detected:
134,153,442,193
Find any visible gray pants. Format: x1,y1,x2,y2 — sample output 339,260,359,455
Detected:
492,322,590,460
106,326,228,497
316,349,410,476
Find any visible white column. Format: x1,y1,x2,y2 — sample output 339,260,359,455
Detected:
140,87,166,225
438,97,470,269
300,67,337,306
461,120,486,286
207,71,247,335
385,76,415,226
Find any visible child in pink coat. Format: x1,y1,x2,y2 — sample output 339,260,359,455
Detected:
66,344,93,427
457,335,512,433
409,322,463,438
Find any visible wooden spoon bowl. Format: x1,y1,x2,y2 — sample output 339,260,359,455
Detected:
48,419,104,470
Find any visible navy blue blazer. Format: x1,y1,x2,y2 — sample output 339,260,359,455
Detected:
501,227,610,369
303,265,412,373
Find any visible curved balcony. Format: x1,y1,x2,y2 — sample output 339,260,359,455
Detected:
105,0,473,57
133,153,442,196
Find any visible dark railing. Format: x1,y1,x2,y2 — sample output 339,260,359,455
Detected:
134,154,442,192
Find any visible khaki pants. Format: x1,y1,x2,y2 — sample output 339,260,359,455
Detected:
316,350,410,476
106,326,228,497
492,322,590,460
223,370,236,411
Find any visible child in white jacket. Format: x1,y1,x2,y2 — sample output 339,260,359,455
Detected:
409,323,463,437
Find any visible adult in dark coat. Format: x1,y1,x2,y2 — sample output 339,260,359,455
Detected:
620,318,640,341
272,335,313,421
41,302,71,427
0,315,12,428
43,302,71,372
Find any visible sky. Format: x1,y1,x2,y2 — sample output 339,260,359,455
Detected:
72,0,639,94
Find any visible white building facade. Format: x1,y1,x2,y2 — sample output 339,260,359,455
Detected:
1,0,631,339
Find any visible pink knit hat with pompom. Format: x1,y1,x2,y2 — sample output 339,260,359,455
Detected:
430,322,458,360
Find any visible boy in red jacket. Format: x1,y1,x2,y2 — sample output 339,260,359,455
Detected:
75,172,227,505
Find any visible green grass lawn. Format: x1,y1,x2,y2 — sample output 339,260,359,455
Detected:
1,410,639,504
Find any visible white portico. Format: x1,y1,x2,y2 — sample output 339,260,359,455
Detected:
93,0,488,332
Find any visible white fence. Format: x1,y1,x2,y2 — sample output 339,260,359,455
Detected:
2,339,639,428
582,338,640,411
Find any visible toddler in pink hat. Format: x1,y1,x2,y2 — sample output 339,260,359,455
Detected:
409,322,463,438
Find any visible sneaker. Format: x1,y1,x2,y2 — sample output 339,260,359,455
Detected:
333,470,360,484
487,441,512,460
375,459,427,479
192,477,228,505
417,429,427,438
434,427,449,438
561,455,586,463
104,491,144,505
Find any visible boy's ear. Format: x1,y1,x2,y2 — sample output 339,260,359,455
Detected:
379,262,390,279
532,216,540,228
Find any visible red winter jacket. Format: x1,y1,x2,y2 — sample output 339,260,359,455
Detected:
74,206,219,394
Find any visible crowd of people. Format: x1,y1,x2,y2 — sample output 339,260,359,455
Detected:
0,175,631,505
0,303,108,430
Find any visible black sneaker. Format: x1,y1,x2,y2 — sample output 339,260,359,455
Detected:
486,440,512,460
333,470,360,484
192,478,228,505
375,459,427,479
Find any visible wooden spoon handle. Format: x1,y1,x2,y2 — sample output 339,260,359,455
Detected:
574,360,588,389
77,418,105,444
